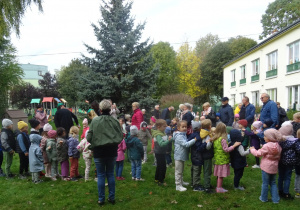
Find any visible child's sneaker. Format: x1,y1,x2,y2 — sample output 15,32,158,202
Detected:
19,174,26,179
252,164,260,169
182,181,189,186
158,182,167,186
34,180,44,184
45,174,52,178
216,187,228,193
176,185,187,192
193,186,205,192
132,177,136,181
234,186,245,191
94,178,98,182
51,177,57,181
136,178,145,181
259,196,268,202
116,177,120,180
295,193,300,198
70,177,78,182
282,193,294,200
119,177,125,180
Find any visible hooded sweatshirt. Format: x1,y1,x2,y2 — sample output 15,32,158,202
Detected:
125,135,144,160
250,142,282,174
29,134,44,172
152,129,170,155
138,126,152,146
173,131,195,161
46,138,58,161
200,129,214,160
279,136,300,166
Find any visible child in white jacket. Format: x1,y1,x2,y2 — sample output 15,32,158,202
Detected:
77,131,93,181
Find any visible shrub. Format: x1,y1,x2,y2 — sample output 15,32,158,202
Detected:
287,109,299,120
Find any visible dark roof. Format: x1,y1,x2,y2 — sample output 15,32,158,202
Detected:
223,19,300,68
5,110,28,118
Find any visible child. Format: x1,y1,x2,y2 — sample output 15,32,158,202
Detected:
232,114,240,129
56,127,70,181
215,113,221,126
149,117,157,166
292,112,300,137
46,130,58,181
29,119,40,135
165,126,173,167
81,118,89,139
295,129,300,198
116,138,126,180
68,126,81,181
211,123,241,193
211,127,216,136
200,119,214,193
188,121,206,191
138,122,151,164
173,120,197,192
16,121,30,179
243,121,262,168
256,119,273,145
278,122,300,199
152,119,172,186
119,118,127,135
171,117,179,133
40,123,52,178
29,134,44,184
1,119,16,178
229,129,250,190
77,131,93,181
250,129,282,203
126,125,144,181
238,119,251,149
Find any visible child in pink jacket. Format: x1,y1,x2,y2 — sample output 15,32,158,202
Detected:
250,129,282,204
116,139,127,180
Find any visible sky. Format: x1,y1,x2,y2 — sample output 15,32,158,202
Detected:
11,0,275,73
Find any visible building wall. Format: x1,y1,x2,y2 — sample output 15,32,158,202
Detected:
19,64,48,87
223,25,300,110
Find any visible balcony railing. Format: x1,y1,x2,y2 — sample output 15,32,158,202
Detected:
287,62,300,73
240,78,246,85
266,69,277,78
231,81,236,87
251,74,259,82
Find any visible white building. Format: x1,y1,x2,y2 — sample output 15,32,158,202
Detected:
223,19,300,110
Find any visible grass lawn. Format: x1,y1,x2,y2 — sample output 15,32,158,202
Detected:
1,119,300,209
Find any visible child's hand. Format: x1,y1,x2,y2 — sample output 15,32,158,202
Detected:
168,136,172,141
25,153,29,156
59,141,63,144
242,129,246,131
206,140,210,143
249,146,255,150
254,131,258,134
47,146,51,150
9,150,14,154
233,142,241,147
69,157,73,160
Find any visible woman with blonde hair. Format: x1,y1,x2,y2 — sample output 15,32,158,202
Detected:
201,102,217,127
88,109,98,120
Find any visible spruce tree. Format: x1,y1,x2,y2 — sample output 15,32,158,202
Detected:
81,0,158,111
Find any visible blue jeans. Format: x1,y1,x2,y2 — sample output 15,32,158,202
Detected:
94,157,116,202
115,160,124,177
278,164,293,194
131,160,142,179
165,153,172,165
261,170,280,203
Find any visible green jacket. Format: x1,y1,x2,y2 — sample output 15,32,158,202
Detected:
242,127,251,148
46,139,57,161
152,129,171,154
125,136,144,160
87,115,123,149
213,137,230,165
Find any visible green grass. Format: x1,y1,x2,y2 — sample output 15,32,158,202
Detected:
1,119,300,209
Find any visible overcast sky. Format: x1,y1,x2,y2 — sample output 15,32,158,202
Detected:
11,0,275,73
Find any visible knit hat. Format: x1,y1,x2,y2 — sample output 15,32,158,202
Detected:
264,129,283,142
2,119,13,128
130,125,138,136
263,119,273,128
165,127,172,135
252,121,263,129
234,114,240,118
192,121,201,131
48,130,57,138
216,113,221,117
30,134,42,144
140,121,148,129
230,129,243,143
43,123,53,132
29,118,40,129
238,119,248,128
166,119,171,126
279,122,293,136
18,121,28,130
83,118,88,125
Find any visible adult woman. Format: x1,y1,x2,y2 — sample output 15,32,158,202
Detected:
201,102,217,127
131,102,143,130
87,99,123,206
34,105,48,134
87,109,98,120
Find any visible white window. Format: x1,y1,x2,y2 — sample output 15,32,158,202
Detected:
252,91,260,107
289,40,300,64
240,65,246,79
268,51,277,71
240,92,246,102
231,94,236,106
252,59,259,75
267,88,277,102
38,71,42,76
287,85,300,110
231,69,236,82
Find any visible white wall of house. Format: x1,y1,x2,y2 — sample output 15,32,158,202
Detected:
223,24,300,110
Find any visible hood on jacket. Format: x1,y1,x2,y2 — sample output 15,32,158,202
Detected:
200,129,211,139
30,134,42,144
152,129,165,138
173,131,186,139
229,129,242,143
140,121,148,130
126,136,137,146
267,142,281,156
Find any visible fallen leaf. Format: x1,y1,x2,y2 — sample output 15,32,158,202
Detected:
85,193,90,195
42,203,45,205
149,191,152,195
171,200,178,204
51,184,54,187
197,205,203,208
28,201,32,205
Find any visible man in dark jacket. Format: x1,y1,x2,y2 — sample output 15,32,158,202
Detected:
161,106,174,120
219,97,234,126
152,105,161,119
239,96,256,126
277,102,288,128
54,103,79,136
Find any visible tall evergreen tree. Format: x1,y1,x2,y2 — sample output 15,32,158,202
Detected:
81,0,158,112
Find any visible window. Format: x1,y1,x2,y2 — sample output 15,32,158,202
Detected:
268,51,277,71
38,71,42,76
231,70,236,82
231,94,236,106
288,40,300,64
252,91,260,107
252,59,259,75
240,65,246,79
267,88,277,102
240,92,246,101
288,85,300,110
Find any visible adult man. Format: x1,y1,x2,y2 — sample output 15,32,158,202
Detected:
54,103,79,136
161,106,174,120
131,102,143,130
239,96,256,126
276,102,288,128
152,105,160,119
260,93,278,128
176,104,184,119
141,109,147,123
218,97,234,126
